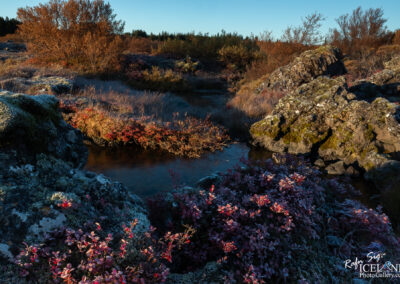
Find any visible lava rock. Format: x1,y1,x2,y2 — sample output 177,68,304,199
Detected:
255,45,346,92
326,161,346,175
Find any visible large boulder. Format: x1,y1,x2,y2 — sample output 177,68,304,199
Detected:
0,91,86,167
0,154,149,259
250,75,400,175
364,56,400,97
255,45,346,92
251,54,400,225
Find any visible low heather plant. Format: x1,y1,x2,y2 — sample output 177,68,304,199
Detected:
148,156,400,282
15,221,194,283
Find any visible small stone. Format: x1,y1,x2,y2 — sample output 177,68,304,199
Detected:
326,161,346,175
0,243,13,260
196,173,221,189
314,159,325,167
345,166,360,177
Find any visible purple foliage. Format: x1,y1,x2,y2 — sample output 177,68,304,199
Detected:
148,156,400,282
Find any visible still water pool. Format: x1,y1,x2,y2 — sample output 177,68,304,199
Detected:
85,143,271,197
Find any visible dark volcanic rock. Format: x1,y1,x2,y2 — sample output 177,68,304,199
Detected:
250,75,400,173
256,45,346,92
250,53,400,209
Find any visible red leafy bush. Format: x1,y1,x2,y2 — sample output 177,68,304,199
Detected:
148,156,400,282
16,221,193,283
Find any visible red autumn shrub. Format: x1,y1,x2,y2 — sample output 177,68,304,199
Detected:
60,101,229,158
16,221,194,283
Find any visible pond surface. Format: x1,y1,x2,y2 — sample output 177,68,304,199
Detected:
85,142,400,230
85,143,271,197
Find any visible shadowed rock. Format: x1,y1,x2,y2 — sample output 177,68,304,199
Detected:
349,56,400,101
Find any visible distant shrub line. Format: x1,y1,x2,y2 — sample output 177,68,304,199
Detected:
0,17,20,37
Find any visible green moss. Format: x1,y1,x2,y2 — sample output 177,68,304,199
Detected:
363,161,376,171
305,130,329,145
360,144,378,159
250,116,281,139
365,124,375,141
282,131,302,144
319,135,338,150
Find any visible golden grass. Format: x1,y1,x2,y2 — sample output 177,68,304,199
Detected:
228,75,284,118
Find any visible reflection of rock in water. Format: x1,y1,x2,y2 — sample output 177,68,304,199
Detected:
85,143,272,197
248,146,273,161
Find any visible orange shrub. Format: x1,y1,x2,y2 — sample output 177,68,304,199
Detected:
127,37,159,54
329,7,392,58
228,81,285,118
17,0,125,74
393,30,400,45
243,41,312,82
60,101,229,158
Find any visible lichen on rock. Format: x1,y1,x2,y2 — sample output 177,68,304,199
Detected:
250,52,400,199
255,45,347,92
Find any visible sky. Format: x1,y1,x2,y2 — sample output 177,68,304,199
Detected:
1,0,399,38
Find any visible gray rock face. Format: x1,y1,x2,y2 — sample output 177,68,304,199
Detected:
256,45,346,92
325,161,346,175
0,91,86,167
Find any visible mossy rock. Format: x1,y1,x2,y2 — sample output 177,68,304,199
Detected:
0,91,87,168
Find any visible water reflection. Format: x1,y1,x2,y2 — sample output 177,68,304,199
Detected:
85,144,400,230
85,143,271,197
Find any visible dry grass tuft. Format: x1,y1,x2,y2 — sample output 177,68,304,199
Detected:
228,78,285,118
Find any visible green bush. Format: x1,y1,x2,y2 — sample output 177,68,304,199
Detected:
175,56,199,73
127,66,191,92
154,32,258,63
